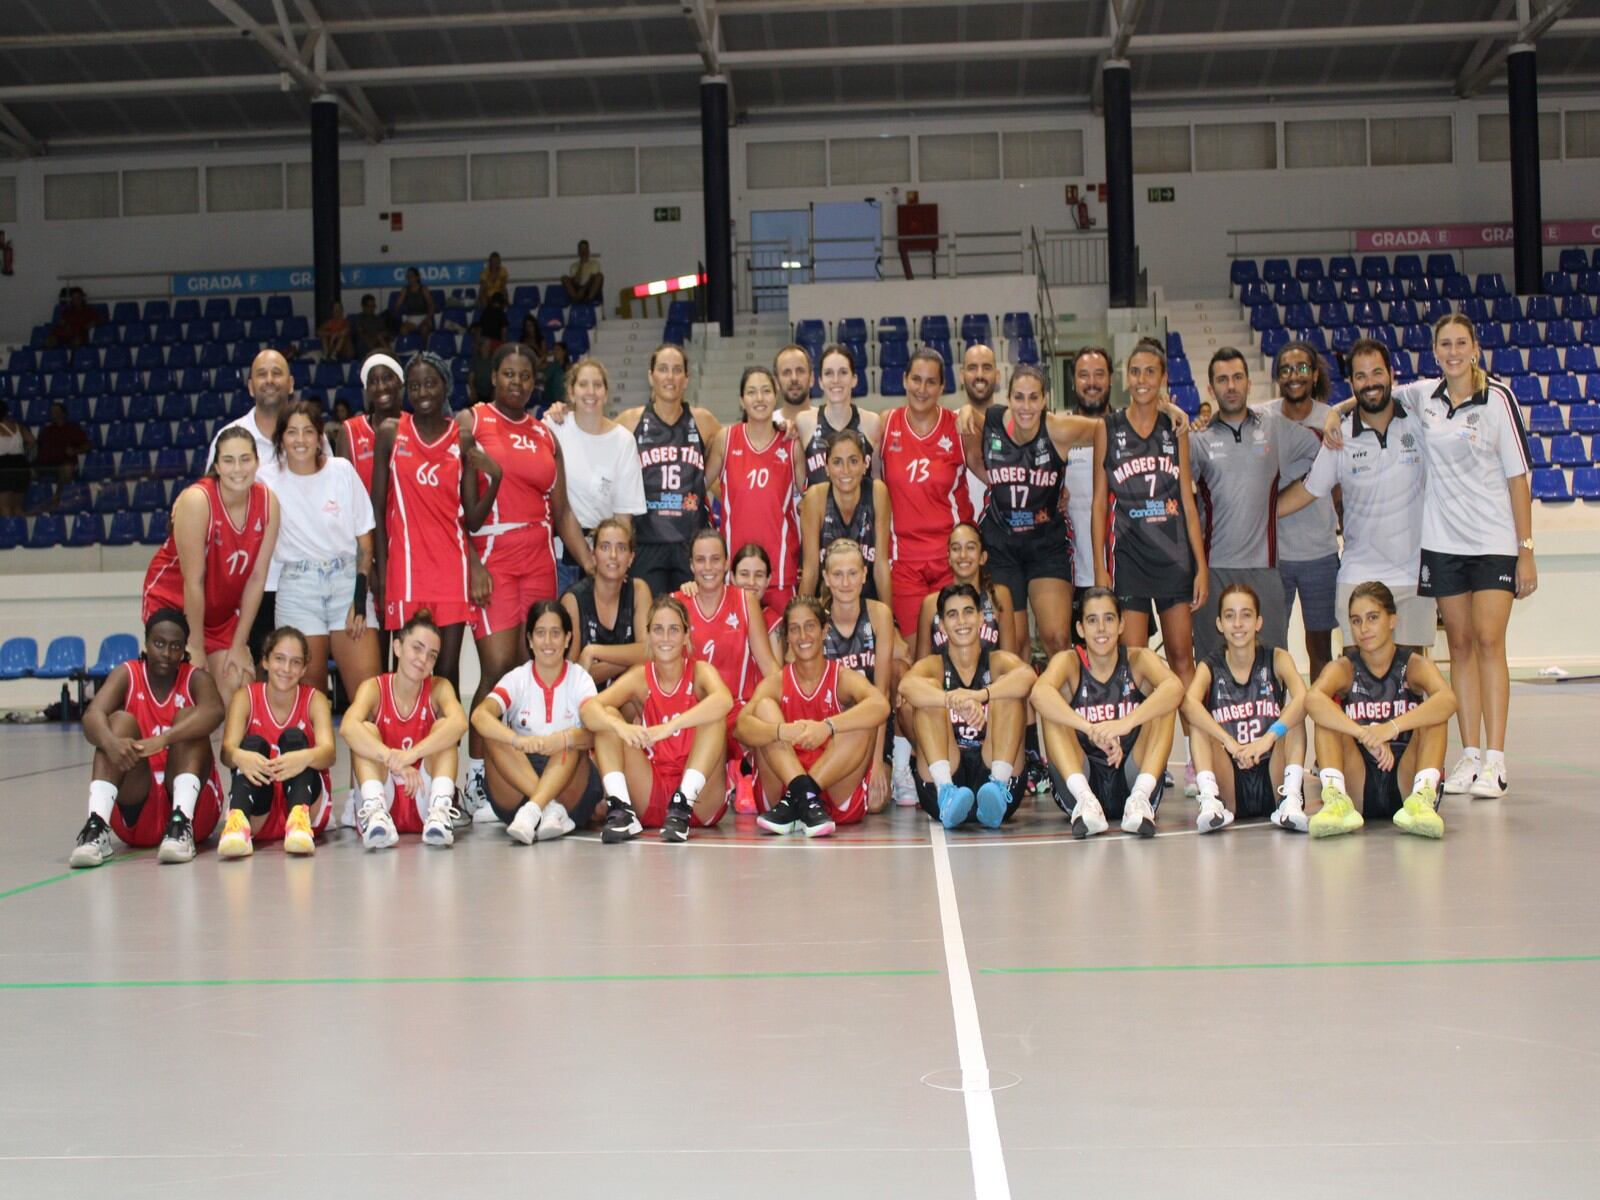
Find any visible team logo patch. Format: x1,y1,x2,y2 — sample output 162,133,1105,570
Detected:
1401,432,1416,449
937,436,953,453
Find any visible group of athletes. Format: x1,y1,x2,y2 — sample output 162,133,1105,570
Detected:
67,306,1536,866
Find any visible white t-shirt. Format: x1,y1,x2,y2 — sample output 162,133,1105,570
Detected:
1064,443,1097,588
208,408,333,587
271,457,376,566
550,419,648,530
1303,405,1425,589
489,660,597,737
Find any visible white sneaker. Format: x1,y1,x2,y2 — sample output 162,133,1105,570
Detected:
1468,763,1507,799
1121,793,1156,838
357,799,398,850
422,796,459,847
1068,793,1108,839
536,800,576,842
507,801,542,845
891,762,920,807
473,802,502,825
463,769,501,824
1271,788,1309,833
1196,794,1234,833
339,792,358,829
1442,753,1481,794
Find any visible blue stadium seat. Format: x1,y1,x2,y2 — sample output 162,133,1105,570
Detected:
1327,327,1355,354
182,320,211,346
102,422,136,452
160,393,194,421
1476,273,1509,299
1513,376,1546,408
153,446,187,479
228,391,252,419
79,450,115,483
1229,260,1259,287
1170,385,1202,416
879,366,905,397
1167,358,1194,387
193,392,224,421
52,482,90,514
1571,404,1600,435
145,367,174,396
1527,347,1562,375
563,328,591,358
1562,296,1594,322
115,450,151,481
1272,281,1305,305
36,635,86,678
1373,279,1403,304
1359,255,1389,280
1406,277,1440,301
879,340,909,369
535,304,565,333
1165,331,1184,357
289,360,311,389
1294,257,1324,282
567,303,598,331
88,633,141,678
265,296,293,320
1476,323,1506,350
1262,258,1292,284
1284,303,1315,329
71,346,100,371
144,508,169,545
0,637,38,680
1528,404,1564,433
1318,303,1351,329
1351,300,1381,325
1581,272,1600,298
661,322,688,347
1509,320,1540,350
65,512,102,546
46,374,74,400
202,298,232,321
1548,375,1582,405
1338,278,1370,302
92,481,129,515
1328,256,1357,281
246,317,277,341
1392,254,1423,279
1527,437,1548,467
1307,278,1337,305
918,315,952,341
1250,305,1282,332
1524,295,1557,323
111,301,140,325
152,320,181,347
1559,249,1589,273
426,332,458,358
1009,337,1040,366
1531,467,1571,502
511,284,540,309
234,296,263,320
1550,434,1590,467
173,420,206,450
1238,281,1269,307
139,422,172,451
1260,329,1290,357
1574,466,1600,501
27,514,65,548
1443,274,1473,301
959,314,992,344
142,300,170,322
1543,321,1576,348
1390,349,1416,381
1362,324,1398,350
130,477,166,512
1490,296,1522,323
1542,271,1574,298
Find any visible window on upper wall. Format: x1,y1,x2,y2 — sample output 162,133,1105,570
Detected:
206,163,284,213
1132,126,1192,173
746,140,827,189
639,145,702,193
471,151,550,201
122,168,199,217
1370,116,1453,166
829,136,911,185
918,132,1000,182
1284,119,1367,169
391,154,468,203
0,176,16,223
1478,112,1559,161
286,160,365,208
1563,110,1600,159
44,172,120,220
1194,122,1277,172
1002,129,1085,179
557,148,637,196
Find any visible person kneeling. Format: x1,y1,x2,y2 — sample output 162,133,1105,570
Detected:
1031,588,1182,839
1305,582,1456,840
218,627,337,858
470,602,603,845
1181,583,1310,834
736,596,890,839
901,584,1036,830
581,595,734,844
340,612,470,850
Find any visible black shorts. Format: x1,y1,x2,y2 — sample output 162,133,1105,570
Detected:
980,519,1072,608
1115,592,1190,621
633,541,694,599
915,747,1024,826
1233,760,1278,821
525,752,604,826
1418,548,1516,598
1355,733,1413,821
1047,755,1167,824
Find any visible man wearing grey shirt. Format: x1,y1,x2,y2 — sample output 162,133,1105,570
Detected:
1259,340,1340,678
1189,348,1321,664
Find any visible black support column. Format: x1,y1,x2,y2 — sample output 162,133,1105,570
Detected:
700,75,733,336
1506,44,1544,296
1102,60,1137,309
310,94,342,328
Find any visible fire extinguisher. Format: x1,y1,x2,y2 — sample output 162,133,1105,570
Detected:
1073,201,1095,231
1,232,13,276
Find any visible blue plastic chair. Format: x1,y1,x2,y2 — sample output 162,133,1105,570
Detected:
35,636,86,679
88,633,140,679
1530,468,1571,502
0,637,39,680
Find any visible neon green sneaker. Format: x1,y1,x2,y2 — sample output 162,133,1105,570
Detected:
1308,784,1364,839
1393,782,1443,839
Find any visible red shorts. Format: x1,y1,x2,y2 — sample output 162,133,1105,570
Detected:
470,526,558,639
109,768,224,847
385,597,473,631
140,597,237,655
891,556,954,639
761,747,869,826
251,770,334,842
640,754,729,830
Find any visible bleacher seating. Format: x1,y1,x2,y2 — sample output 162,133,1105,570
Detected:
0,637,39,680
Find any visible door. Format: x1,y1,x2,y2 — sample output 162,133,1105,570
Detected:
749,209,811,313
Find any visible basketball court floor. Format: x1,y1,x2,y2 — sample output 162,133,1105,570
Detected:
1,680,1596,1198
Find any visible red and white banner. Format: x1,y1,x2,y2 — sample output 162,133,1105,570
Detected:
1354,220,1600,252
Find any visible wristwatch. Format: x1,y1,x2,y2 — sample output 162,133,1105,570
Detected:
1519,537,1535,552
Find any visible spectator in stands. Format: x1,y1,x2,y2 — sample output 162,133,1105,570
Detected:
34,400,90,493
479,291,509,349
0,398,33,516
50,286,102,349
1198,400,1213,423
561,240,604,305
477,252,510,308
542,343,570,411
519,312,547,358
469,329,496,405
351,293,391,357
773,344,814,429
389,267,435,338
327,397,351,447
318,300,352,360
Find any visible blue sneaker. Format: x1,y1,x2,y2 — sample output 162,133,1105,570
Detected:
937,782,974,828
975,778,1010,828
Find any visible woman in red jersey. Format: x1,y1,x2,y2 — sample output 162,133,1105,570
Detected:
336,352,405,493
582,594,734,844
217,626,337,859
731,542,785,661
142,426,280,701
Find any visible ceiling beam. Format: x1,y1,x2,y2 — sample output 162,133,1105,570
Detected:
289,0,385,143
1457,0,1581,97
1455,0,1518,95
1091,0,1149,112
0,104,43,155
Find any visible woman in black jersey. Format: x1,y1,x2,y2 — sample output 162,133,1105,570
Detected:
561,516,651,690
915,522,1015,660
800,427,893,606
1305,582,1456,840
794,344,883,490
818,538,899,810
961,365,1100,657
1181,583,1309,833
1031,589,1183,839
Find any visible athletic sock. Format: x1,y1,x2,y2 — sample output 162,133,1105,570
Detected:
360,778,386,810
88,780,117,823
465,755,484,781
929,760,954,788
1195,770,1220,799
1283,762,1306,802
429,775,455,804
892,736,912,772
1320,767,1346,793
1461,745,1482,763
1130,773,1157,805
603,772,631,806
1065,773,1096,808
990,760,1014,784
1414,767,1442,794
1483,749,1505,771
170,774,200,820
678,769,706,802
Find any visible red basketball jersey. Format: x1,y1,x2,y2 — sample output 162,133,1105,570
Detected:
345,414,377,491
471,404,556,531
385,413,468,605
643,660,697,765
375,672,437,753
780,659,844,725
681,585,755,703
244,681,331,837
122,658,201,775
879,406,972,561
143,476,271,625
719,423,798,591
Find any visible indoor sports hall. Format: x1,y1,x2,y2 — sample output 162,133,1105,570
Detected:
1,4,1598,1198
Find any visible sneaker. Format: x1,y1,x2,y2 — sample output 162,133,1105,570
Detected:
1196,795,1234,834
1393,782,1444,839
339,792,358,829
1023,750,1051,797
1467,763,1506,799
1120,793,1156,838
536,800,575,842
1442,753,1481,795
218,809,254,859
1068,793,1108,839
462,768,491,818
1308,784,1364,839
422,795,460,847
507,800,542,845
1271,787,1310,833
69,814,114,869
891,762,920,807
1183,760,1199,798
283,804,315,855
937,782,975,829
756,791,800,835
357,798,399,850
975,778,1011,829
600,795,642,844
731,761,758,815
800,792,836,839
660,791,694,843
157,810,197,864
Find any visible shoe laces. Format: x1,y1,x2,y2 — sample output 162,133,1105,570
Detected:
427,798,461,825
356,797,385,827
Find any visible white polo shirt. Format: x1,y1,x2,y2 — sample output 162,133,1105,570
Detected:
1303,402,1424,589
488,660,597,738
1393,378,1530,557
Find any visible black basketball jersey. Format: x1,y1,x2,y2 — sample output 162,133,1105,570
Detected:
1342,647,1419,753
804,405,869,487
940,643,993,752
567,575,635,648
634,401,708,544
819,485,877,599
980,406,1066,535
1102,409,1191,591
1203,644,1285,745
931,587,1001,652
1071,645,1144,764
823,608,876,677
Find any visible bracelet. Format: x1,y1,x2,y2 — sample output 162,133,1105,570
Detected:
1268,720,1288,738
825,718,836,738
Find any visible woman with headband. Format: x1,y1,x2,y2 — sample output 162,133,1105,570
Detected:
338,351,406,492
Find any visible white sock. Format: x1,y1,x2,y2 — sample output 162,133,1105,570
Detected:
1320,767,1346,792
88,780,117,823
1065,773,1096,808
429,775,455,805
170,774,200,820
360,778,386,810
1460,745,1482,763
929,760,953,788
1283,763,1306,803
892,736,912,771
679,769,706,802
1414,767,1442,794
990,760,1013,784
1483,749,1505,771
466,755,484,780
603,772,632,806
1130,773,1157,804
1195,769,1219,796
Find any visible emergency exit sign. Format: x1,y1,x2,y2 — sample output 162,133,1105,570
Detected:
654,206,681,222
1147,187,1175,203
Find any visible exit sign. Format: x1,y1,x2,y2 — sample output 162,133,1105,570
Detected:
654,206,681,222
1147,187,1175,203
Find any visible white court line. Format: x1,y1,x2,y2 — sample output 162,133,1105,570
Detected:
928,822,1011,1200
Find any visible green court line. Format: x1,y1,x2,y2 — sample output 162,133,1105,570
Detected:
981,953,1600,976
0,850,150,903
0,968,941,992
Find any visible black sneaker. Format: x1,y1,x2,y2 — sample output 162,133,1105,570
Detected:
69,813,114,869
600,795,642,844
1023,750,1051,797
756,791,799,834
660,791,693,843
157,810,196,864
800,791,836,839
